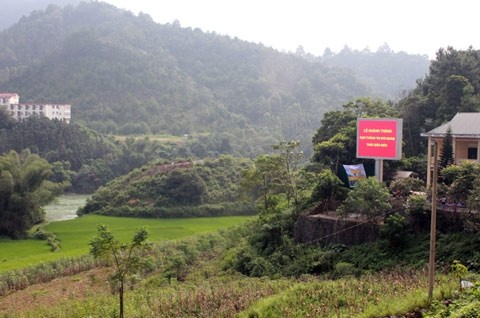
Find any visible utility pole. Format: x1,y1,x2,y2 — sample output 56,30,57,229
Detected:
428,141,438,300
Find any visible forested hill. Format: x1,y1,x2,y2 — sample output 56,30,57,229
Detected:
320,45,430,100
0,0,81,31
0,2,428,157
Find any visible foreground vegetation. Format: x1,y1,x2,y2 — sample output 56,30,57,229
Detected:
11,272,458,318
0,223,470,317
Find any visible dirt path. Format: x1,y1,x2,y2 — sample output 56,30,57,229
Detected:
0,268,111,316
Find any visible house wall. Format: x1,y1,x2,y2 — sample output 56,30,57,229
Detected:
0,94,19,105
429,137,479,165
43,104,71,123
427,136,480,187
454,139,479,163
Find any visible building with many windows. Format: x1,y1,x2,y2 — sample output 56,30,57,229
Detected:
0,93,71,123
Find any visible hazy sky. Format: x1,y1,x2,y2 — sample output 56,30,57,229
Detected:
105,0,477,59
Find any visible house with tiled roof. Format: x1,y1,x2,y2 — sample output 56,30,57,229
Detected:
421,112,480,186
0,93,19,105
0,93,71,123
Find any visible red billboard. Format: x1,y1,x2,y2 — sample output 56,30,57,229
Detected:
356,118,403,160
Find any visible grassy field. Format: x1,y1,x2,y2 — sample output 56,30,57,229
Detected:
0,214,252,272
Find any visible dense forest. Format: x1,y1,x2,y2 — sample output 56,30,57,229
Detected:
0,1,428,157
0,150,65,237
0,0,80,31
320,44,429,100
398,47,480,156
0,110,185,193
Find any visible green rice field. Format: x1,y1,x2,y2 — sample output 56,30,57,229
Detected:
0,195,252,272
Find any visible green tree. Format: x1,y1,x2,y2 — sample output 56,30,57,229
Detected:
312,97,398,172
467,174,480,212
311,109,356,146
313,133,350,173
272,140,305,208
338,177,391,221
398,47,480,157
309,169,347,212
438,75,478,122
441,161,480,206
156,169,207,206
439,126,454,171
0,150,65,238
241,140,306,213
381,213,408,248
405,194,430,232
241,154,284,212
389,177,425,199
90,225,150,318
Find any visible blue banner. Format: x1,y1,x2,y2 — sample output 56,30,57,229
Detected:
343,164,367,187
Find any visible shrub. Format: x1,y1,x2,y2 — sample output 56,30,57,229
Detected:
338,177,391,220
381,213,409,248
332,262,362,278
389,177,425,198
405,194,430,232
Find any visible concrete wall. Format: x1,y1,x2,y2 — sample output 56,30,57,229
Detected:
294,214,380,246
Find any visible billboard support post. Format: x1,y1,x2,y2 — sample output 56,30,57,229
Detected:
375,159,383,182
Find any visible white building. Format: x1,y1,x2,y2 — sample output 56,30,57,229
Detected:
0,93,19,106
0,93,71,123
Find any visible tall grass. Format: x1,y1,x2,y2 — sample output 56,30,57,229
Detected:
239,271,457,318
0,255,102,296
12,272,458,318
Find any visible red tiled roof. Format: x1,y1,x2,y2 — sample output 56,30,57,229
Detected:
0,93,19,98
20,103,71,106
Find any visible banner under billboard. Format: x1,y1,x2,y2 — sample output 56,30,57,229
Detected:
343,164,367,187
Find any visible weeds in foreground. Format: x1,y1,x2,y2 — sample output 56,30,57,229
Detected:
10,270,458,318
239,271,457,318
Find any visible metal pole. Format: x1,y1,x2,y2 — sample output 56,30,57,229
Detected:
428,141,438,300
375,159,383,182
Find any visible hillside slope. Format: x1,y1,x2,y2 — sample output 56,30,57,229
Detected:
79,156,255,217
0,0,80,31
0,2,428,157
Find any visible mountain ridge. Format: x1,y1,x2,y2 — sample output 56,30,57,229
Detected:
0,1,429,157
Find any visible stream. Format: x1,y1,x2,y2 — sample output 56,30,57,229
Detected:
44,194,90,222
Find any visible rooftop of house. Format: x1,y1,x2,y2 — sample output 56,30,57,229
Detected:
20,103,70,106
421,112,480,138
0,93,19,98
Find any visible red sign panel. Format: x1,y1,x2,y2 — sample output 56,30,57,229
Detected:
356,118,402,160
